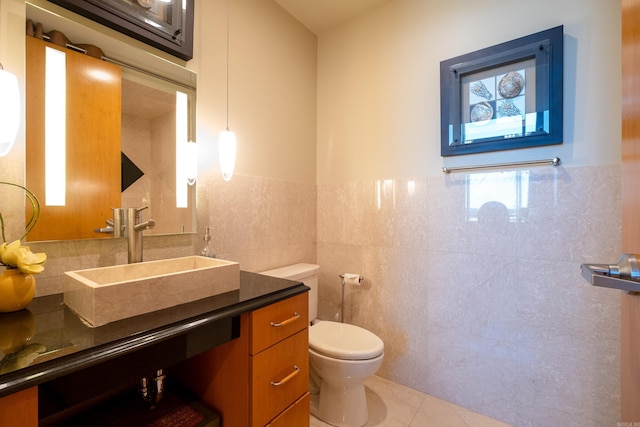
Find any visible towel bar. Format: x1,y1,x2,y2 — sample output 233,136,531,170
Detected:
442,157,561,174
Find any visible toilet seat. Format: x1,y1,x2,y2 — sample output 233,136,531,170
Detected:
309,321,384,360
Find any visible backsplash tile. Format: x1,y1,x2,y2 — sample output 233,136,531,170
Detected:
198,173,317,272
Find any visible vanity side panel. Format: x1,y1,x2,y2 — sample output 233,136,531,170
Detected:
0,386,38,427
174,311,250,427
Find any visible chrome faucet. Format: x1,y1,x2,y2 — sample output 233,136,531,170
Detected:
113,207,156,263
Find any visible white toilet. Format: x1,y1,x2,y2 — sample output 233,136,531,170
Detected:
260,263,384,427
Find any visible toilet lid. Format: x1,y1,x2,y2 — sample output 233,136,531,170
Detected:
309,321,384,360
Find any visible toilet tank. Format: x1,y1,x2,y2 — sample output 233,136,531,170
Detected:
260,263,319,322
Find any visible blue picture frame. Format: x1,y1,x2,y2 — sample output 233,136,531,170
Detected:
440,26,563,157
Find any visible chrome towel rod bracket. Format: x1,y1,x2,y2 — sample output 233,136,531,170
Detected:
442,157,561,174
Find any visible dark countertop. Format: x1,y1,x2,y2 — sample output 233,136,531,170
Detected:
0,271,309,398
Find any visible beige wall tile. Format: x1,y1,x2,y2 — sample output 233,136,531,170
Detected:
317,164,621,426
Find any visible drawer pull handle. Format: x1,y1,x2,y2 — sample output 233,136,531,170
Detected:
270,365,300,387
270,312,300,327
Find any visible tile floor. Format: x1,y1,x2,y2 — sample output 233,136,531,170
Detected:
309,376,512,427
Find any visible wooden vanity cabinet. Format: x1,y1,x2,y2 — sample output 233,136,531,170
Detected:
0,291,309,427
249,292,309,427
176,292,310,427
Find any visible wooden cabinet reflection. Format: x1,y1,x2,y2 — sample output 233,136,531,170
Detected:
25,35,121,241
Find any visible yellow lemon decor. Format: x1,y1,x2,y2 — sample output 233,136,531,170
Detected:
0,269,36,312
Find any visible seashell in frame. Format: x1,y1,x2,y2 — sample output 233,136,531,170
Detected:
470,102,494,123
470,80,493,100
498,71,525,98
497,98,522,117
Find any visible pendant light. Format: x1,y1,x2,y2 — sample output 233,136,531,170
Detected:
0,63,20,157
218,0,236,181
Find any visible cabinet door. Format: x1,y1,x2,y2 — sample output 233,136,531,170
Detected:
250,292,308,354
251,329,309,427
266,393,310,427
26,36,121,241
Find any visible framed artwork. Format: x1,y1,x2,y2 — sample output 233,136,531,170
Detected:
48,0,194,61
440,26,563,156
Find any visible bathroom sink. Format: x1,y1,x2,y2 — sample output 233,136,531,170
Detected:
64,256,240,327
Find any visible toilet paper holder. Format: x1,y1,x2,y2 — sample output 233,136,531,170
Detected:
340,273,364,285
338,273,364,323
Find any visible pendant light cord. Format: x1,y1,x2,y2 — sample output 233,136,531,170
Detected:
225,0,230,132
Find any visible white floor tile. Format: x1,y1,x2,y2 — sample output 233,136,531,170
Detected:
310,376,512,427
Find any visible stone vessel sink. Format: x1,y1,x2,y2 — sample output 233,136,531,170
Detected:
64,256,240,327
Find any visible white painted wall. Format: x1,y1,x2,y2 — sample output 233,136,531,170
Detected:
193,0,317,184
317,0,621,183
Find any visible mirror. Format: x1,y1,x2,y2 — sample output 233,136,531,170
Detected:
120,68,197,236
24,1,197,242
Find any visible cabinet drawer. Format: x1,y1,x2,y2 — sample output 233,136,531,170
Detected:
250,292,308,354
251,329,309,427
266,392,310,427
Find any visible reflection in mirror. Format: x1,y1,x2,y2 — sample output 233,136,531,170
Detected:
24,1,197,242
25,36,122,241
465,171,530,223
120,69,196,237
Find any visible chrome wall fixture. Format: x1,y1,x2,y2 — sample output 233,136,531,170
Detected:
442,157,561,174
110,206,156,263
581,254,640,295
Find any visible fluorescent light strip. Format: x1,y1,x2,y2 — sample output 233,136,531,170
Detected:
45,47,66,206
176,91,188,208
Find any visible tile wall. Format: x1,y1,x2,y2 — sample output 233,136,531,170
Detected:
195,173,317,272
317,164,621,426
26,163,620,426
